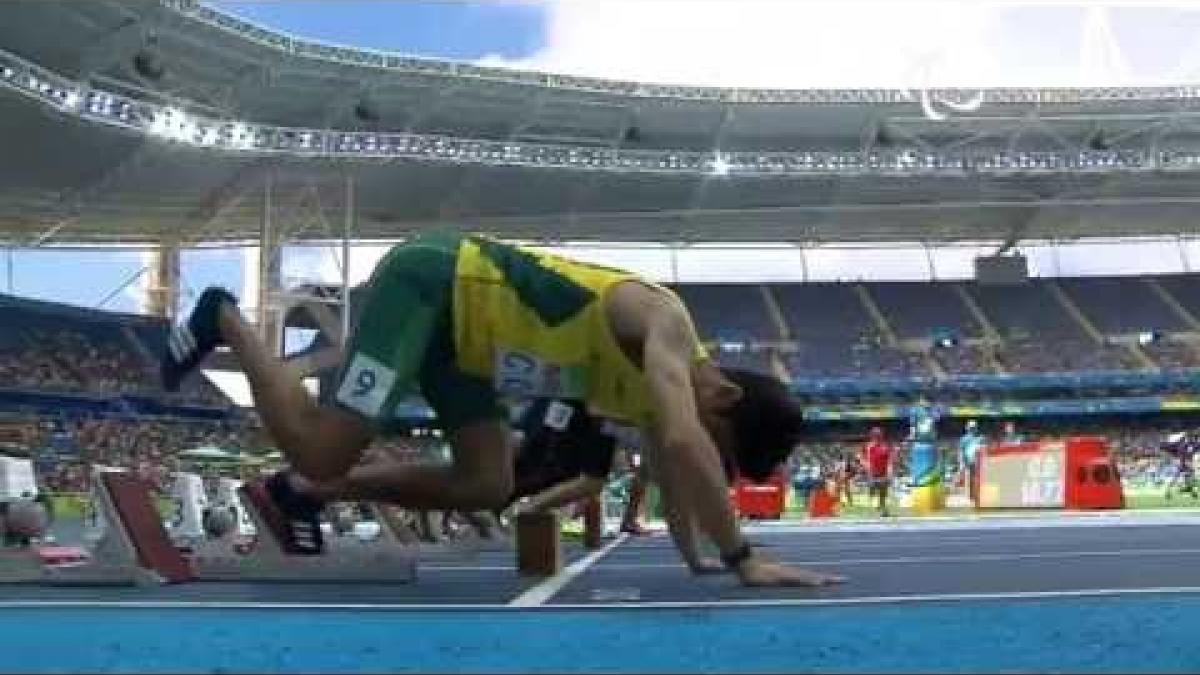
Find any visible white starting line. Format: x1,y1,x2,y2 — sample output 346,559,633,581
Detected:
507,533,629,607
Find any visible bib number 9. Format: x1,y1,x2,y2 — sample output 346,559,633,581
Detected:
353,369,377,397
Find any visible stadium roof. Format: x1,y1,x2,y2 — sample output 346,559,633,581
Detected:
3,1,1200,246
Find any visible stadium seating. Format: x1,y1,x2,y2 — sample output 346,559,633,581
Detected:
769,283,926,378
661,277,1200,379
671,283,775,343
868,282,983,340
931,343,995,375
968,281,1085,340
771,283,872,340
2,274,1200,481
1058,277,1185,335
1151,275,1200,322
0,294,228,406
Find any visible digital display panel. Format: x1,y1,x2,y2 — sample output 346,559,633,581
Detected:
979,444,1066,508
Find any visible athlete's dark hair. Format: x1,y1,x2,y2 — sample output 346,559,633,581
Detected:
720,368,804,483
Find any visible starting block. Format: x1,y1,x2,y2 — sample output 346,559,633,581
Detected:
186,482,416,584
0,472,189,586
582,496,603,550
516,512,562,577
435,510,513,555
370,505,513,559
1,470,416,586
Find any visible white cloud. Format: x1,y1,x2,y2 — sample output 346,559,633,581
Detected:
279,244,390,289
481,1,1200,88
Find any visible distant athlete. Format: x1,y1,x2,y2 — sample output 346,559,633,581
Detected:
860,427,894,517
958,420,986,506
907,398,941,491
1162,430,1199,501
162,231,840,587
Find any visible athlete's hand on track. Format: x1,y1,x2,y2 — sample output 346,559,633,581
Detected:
735,556,846,588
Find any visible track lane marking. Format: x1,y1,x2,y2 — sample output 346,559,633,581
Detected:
507,532,629,607
6,586,1200,611
594,546,1200,569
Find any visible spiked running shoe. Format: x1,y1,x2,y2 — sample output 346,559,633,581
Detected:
242,471,328,556
161,286,237,392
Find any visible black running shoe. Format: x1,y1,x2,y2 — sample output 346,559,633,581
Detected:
161,287,237,392
262,471,327,555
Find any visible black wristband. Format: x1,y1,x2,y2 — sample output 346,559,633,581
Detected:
720,542,754,569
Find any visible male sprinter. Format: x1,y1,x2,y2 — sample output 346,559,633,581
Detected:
276,397,626,554
504,398,617,518
957,420,986,506
162,231,842,587
617,452,652,536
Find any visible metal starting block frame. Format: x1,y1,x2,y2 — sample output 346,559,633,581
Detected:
0,471,417,586
187,484,417,584
370,505,513,559
0,472,181,586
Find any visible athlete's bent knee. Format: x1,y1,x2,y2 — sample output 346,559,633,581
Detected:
454,473,513,511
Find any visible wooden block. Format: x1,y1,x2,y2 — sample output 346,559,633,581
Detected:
516,512,561,576
582,497,602,550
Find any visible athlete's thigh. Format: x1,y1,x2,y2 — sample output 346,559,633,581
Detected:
446,418,515,490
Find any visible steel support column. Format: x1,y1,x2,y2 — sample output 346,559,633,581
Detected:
342,172,354,347
145,240,180,319
258,172,285,356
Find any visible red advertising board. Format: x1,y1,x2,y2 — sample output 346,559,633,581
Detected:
732,470,787,519
978,436,1122,510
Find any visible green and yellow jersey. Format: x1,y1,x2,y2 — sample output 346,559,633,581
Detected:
335,231,707,431
453,235,707,428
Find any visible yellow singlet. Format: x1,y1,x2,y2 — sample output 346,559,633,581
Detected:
451,235,708,429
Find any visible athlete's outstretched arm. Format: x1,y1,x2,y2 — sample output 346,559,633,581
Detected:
642,445,722,574
641,310,746,560
641,306,844,587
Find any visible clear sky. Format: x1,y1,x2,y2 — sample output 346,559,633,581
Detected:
211,1,548,61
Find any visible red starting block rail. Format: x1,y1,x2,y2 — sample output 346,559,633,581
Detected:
0,470,417,586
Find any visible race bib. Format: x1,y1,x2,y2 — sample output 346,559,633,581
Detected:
336,353,396,418
543,401,574,431
495,350,585,399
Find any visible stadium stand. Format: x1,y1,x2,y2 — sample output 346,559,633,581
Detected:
3,273,1200,483
672,283,776,343
1152,275,1200,321
1059,277,1185,335
665,277,1200,380
868,282,983,341
769,282,925,379
968,280,1085,341
0,294,228,406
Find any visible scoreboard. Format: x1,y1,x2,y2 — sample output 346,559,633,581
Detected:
978,437,1123,510
980,442,1066,508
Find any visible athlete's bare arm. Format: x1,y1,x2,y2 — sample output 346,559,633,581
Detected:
643,445,723,574
639,301,749,560
618,284,846,587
